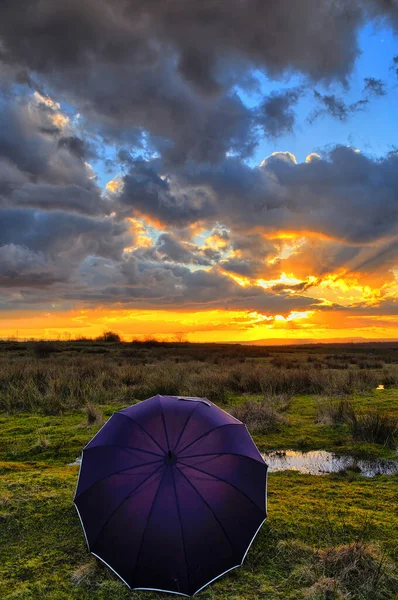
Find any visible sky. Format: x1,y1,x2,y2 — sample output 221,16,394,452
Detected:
1,1,398,343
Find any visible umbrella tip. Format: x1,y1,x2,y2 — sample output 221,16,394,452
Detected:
166,450,177,465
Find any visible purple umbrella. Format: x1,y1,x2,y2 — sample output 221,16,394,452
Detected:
74,395,267,596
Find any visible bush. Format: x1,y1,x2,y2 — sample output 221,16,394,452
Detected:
317,399,398,448
381,370,398,388
317,398,356,425
96,331,121,343
349,412,397,448
33,341,58,358
229,396,289,433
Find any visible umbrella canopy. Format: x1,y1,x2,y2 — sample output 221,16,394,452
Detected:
74,395,268,596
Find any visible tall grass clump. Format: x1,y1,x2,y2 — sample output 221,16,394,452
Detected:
317,398,398,448
230,395,290,433
227,365,378,397
349,412,397,448
84,402,104,426
33,341,58,358
297,542,398,600
317,398,356,425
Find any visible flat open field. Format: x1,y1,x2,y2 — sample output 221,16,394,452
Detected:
1,341,398,599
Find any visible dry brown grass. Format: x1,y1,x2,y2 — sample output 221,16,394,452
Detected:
230,395,291,433
290,541,398,599
0,341,391,414
317,398,356,425
84,402,104,426
303,577,343,600
317,399,398,448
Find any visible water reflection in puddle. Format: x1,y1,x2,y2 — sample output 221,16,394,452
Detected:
262,450,398,477
68,452,398,477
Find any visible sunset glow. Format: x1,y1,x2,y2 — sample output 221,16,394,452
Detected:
1,5,397,344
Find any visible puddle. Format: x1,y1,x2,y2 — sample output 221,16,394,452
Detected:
68,451,398,477
262,450,398,477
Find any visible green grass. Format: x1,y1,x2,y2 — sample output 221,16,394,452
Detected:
1,342,398,598
229,391,398,458
1,460,398,599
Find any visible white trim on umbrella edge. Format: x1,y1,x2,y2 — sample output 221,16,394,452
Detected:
193,514,267,596
74,401,268,597
84,513,267,597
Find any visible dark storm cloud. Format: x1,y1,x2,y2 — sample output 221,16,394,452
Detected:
0,95,109,215
116,146,398,246
257,87,304,138
10,183,109,216
60,252,319,315
0,0,385,162
0,208,131,286
365,0,398,29
0,1,364,82
57,136,86,161
0,244,65,287
363,77,386,95
219,259,258,278
1,1,398,316
392,55,398,77
117,159,217,226
156,233,215,266
0,90,134,291
0,209,129,259
308,91,368,123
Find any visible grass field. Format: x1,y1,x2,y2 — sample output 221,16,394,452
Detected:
1,340,398,599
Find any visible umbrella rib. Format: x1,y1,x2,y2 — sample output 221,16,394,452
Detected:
85,444,163,457
75,458,164,501
171,468,191,591
177,461,265,514
118,412,167,454
175,466,240,561
130,466,168,580
179,451,264,465
158,397,170,450
172,402,201,453
90,463,165,552
177,423,242,455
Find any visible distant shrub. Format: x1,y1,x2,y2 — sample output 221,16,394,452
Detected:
130,337,164,347
185,369,229,404
317,398,356,425
317,399,398,448
33,341,58,358
96,331,121,343
349,412,397,448
230,396,289,433
270,357,298,369
381,370,398,388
